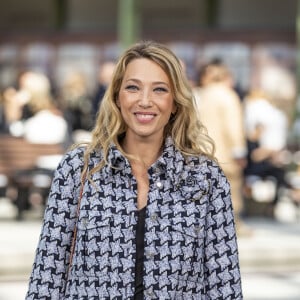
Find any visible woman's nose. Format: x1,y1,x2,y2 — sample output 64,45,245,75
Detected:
138,89,152,108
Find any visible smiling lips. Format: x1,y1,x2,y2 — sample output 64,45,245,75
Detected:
134,112,157,123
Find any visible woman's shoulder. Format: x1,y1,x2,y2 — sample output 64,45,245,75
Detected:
64,145,86,160
189,154,228,182
57,145,87,171
60,145,102,169
188,153,217,167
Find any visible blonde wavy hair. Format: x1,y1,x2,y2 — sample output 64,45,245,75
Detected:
81,41,215,180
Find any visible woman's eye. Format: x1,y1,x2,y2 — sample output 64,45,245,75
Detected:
154,87,168,93
125,85,139,91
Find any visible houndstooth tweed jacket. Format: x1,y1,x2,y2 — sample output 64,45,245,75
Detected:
26,137,243,299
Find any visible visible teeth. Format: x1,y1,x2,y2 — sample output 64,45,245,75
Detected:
136,114,154,120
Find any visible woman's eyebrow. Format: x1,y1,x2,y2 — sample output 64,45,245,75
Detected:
124,78,170,88
152,81,169,86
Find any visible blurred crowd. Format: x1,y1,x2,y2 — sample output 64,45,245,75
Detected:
191,59,300,233
0,55,300,228
0,61,116,219
0,60,117,146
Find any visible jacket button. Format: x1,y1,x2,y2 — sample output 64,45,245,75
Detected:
150,214,158,221
194,226,201,234
156,181,163,189
82,217,88,227
145,290,155,298
146,251,155,259
154,167,161,174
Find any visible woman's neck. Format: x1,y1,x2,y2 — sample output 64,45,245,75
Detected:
121,135,163,168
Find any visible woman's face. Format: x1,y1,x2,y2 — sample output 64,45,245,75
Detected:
117,58,176,142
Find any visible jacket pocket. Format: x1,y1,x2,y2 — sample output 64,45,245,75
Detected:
154,218,204,281
77,209,112,230
167,274,204,299
74,210,113,277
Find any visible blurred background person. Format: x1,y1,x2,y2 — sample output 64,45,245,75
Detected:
0,86,30,135
92,60,116,119
193,59,248,235
0,87,20,133
243,89,289,217
58,70,94,143
18,71,68,145
0,72,68,219
0,92,5,132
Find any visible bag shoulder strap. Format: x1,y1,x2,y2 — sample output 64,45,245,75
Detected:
66,170,87,280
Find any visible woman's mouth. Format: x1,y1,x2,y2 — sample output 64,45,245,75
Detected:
134,113,156,123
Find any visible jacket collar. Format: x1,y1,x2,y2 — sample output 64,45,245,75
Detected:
105,136,186,178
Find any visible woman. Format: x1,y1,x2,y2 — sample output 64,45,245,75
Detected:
26,41,243,299
193,60,248,235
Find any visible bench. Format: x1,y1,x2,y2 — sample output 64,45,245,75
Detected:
0,134,65,220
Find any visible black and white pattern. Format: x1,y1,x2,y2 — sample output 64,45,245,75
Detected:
26,136,243,299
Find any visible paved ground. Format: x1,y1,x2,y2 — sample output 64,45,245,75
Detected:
238,219,300,300
0,197,300,299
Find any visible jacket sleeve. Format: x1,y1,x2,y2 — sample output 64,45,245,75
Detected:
25,149,83,300
203,165,243,299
